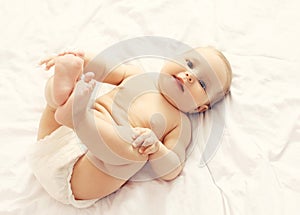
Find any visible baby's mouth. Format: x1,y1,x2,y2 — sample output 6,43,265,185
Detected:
172,75,184,92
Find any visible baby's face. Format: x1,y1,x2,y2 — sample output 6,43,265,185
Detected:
158,47,228,113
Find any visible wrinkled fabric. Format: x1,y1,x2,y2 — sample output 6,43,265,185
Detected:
0,0,300,214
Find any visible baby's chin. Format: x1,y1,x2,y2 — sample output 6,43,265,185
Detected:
157,73,198,113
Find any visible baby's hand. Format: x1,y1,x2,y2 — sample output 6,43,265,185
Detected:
132,127,162,155
39,54,58,70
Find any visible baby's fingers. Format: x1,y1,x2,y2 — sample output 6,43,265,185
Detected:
131,127,146,139
45,58,56,70
143,145,156,155
132,135,146,148
39,56,54,65
141,138,156,147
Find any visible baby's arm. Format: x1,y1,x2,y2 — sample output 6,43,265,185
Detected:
132,115,191,181
40,51,143,86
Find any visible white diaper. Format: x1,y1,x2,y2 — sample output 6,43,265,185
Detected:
27,126,99,208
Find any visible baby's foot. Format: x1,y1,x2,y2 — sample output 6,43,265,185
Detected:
54,72,96,128
53,54,84,106
73,72,96,115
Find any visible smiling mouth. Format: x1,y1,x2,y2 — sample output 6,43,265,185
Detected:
172,75,184,92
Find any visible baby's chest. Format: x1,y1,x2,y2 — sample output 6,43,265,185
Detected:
127,93,180,140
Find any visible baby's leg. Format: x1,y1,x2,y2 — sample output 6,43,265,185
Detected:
54,72,96,128
55,72,148,165
52,54,84,106
37,104,61,140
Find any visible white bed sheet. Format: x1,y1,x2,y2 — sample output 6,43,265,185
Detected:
1,0,300,214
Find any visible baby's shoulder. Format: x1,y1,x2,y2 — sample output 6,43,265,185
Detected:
166,111,191,134
163,112,191,148
177,113,191,129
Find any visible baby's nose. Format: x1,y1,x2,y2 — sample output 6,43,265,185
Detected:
182,72,194,83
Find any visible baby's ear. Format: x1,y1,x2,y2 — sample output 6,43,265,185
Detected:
195,105,209,113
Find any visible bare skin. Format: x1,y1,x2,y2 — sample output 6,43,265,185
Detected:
39,55,152,200
53,54,83,106
38,48,229,200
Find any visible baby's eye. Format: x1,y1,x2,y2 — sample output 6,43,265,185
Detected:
199,80,206,91
186,59,193,69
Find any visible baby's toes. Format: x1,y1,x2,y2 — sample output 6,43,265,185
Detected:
72,80,93,114
82,72,95,83
79,79,96,98
88,79,96,90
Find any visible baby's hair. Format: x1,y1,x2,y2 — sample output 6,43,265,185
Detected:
206,46,232,94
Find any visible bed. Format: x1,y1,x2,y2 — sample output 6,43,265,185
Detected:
1,0,300,214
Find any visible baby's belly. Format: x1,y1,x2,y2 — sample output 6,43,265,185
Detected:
94,90,177,141
93,97,150,130
93,90,146,127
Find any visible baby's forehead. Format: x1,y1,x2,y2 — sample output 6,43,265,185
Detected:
183,48,215,63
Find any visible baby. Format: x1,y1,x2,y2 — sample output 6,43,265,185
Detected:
30,47,232,208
